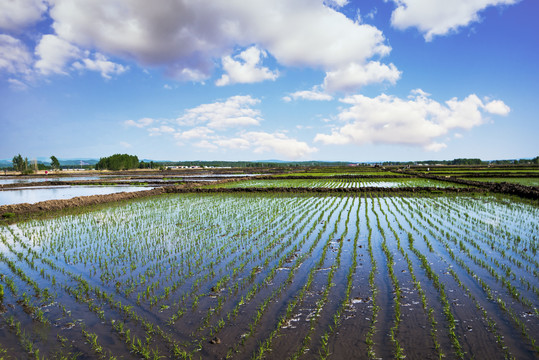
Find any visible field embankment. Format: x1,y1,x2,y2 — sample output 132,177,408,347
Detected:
402,172,539,200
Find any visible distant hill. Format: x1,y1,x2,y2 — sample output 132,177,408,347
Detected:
0,158,99,168
58,159,99,166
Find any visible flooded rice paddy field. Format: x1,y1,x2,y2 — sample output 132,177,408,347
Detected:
0,173,263,206
212,177,469,189
0,173,262,186
0,177,105,185
272,171,398,177
0,186,155,206
0,193,538,359
463,178,539,187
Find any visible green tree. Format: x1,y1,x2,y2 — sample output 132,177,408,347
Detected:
50,155,61,170
95,154,139,171
12,154,25,172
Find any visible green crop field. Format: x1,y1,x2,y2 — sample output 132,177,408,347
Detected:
210,177,469,189
463,177,539,187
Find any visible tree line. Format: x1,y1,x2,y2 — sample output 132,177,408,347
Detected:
95,154,139,171
379,157,539,166
9,154,61,174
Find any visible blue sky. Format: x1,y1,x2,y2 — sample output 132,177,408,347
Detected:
0,0,537,162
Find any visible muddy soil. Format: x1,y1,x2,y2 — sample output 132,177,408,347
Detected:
449,173,539,178
253,174,412,179
403,172,539,200
0,187,165,217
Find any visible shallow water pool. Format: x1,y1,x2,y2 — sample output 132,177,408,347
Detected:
0,185,153,205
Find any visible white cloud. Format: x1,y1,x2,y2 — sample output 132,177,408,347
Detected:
390,0,519,41
46,0,391,81
121,96,316,159
3,1,397,89
214,137,251,150
73,52,128,79
0,0,47,31
176,95,262,130
424,142,447,152
314,90,509,151
175,127,214,140
1,33,128,85
8,78,29,91
243,132,317,159
191,131,317,159
148,125,175,136
323,61,401,93
215,132,316,159
409,88,431,98
0,34,32,75
35,34,81,75
483,99,510,115
284,88,333,102
194,140,218,151
34,35,128,79
125,117,154,128
120,141,132,148
324,0,349,8
253,2,390,69
365,8,377,20
216,46,278,86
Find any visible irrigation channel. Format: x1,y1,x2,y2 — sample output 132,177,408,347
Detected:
0,190,538,359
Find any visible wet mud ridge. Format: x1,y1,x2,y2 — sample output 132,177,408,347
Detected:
403,172,539,200
253,174,412,180
0,178,239,189
178,186,481,194
0,187,166,218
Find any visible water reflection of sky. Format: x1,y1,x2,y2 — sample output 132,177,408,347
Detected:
0,174,261,185
0,176,103,184
0,186,153,206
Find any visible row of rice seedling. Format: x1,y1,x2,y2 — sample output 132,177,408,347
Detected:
285,197,355,359
370,197,407,358
433,198,539,300
0,191,536,359
462,177,539,187
186,196,326,349
422,197,538,308
204,196,339,358
0,227,122,358
316,196,362,359
249,196,350,359
212,177,470,189
2,195,280,356
376,195,450,359
394,196,538,357
388,196,515,356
